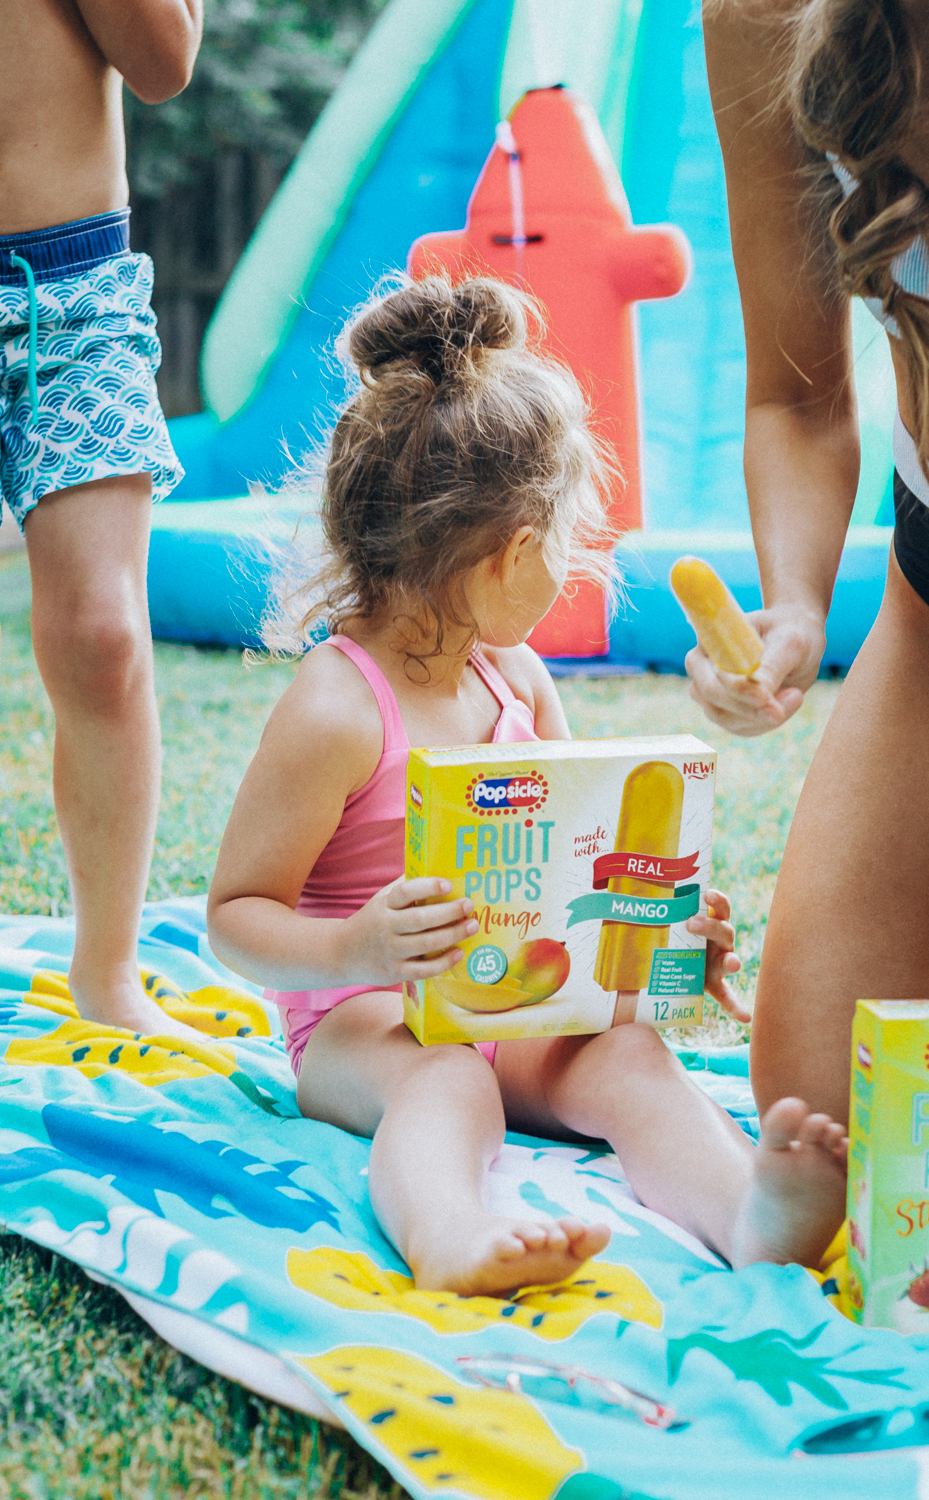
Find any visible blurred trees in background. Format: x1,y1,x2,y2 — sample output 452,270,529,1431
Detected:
127,0,384,416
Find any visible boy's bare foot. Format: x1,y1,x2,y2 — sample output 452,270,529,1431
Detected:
69,976,214,1046
732,1097,848,1270
410,1213,611,1297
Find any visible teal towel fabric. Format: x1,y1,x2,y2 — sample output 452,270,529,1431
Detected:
1,899,928,1500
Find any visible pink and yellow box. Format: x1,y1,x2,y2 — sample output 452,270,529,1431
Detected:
847,1000,929,1329
403,735,716,1047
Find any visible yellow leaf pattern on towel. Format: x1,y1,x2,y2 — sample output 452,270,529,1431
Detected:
287,1245,663,1339
6,1021,239,1086
22,966,269,1037
8,967,272,1086
297,1344,583,1500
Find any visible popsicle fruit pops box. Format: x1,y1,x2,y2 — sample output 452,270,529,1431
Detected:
403,735,716,1046
847,1000,929,1330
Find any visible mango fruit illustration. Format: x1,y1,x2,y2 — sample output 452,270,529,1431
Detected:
287,1245,663,1338
297,1344,582,1500
433,971,532,1014
507,938,571,1005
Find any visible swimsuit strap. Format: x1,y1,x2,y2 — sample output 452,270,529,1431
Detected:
469,648,521,710
325,636,409,753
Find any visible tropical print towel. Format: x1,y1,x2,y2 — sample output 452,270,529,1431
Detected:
1,899,928,1500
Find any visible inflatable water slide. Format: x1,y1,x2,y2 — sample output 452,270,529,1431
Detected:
150,0,896,669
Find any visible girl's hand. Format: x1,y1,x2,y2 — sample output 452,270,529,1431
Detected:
686,888,750,1025
341,877,479,987
685,602,825,738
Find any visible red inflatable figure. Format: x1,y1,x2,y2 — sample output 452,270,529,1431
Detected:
408,86,690,657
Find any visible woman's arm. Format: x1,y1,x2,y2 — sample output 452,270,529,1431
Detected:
699,0,860,735
207,645,476,991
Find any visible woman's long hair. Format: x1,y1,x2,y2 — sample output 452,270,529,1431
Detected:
787,0,929,477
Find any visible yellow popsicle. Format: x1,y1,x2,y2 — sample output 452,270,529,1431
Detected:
594,760,684,996
670,556,762,675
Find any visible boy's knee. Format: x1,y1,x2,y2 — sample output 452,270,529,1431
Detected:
34,594,151,710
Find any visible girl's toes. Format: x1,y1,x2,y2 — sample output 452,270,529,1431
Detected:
558,1217,588,1241
582,1223,611,1256
516,1220,562,1252
496,1229,530,1260
563,1220,610,1257
761,1097,807,1149
796,1111,831,1147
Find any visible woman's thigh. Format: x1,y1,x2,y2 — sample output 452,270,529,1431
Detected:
752,550,929,1122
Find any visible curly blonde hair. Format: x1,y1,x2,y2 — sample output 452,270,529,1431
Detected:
261,274,620,670
786,0,929,476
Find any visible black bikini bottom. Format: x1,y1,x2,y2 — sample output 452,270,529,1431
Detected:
893,471,929,607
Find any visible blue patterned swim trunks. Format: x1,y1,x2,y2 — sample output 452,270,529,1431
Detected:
0,210,182,530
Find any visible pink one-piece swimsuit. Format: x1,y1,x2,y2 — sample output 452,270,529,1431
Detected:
268,634,539,1076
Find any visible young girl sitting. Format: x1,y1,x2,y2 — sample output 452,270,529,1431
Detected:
208,275,847,1297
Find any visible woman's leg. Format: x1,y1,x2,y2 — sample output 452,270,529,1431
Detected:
752,551,929,1124
495,1025,847,1267
298,991,609,1295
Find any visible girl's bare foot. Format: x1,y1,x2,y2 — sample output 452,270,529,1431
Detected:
410,1214,611,1297
732,1097,848,1270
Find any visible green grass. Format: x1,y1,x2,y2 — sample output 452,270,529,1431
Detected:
0,549,843,1496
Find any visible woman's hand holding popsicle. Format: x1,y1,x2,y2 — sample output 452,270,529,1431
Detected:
686,888,751,1024
672,555,825,737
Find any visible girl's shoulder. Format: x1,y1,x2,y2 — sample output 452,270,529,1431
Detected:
268,639,386,793
479,642,570,741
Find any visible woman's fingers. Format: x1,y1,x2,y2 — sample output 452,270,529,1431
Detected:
684,606,824,737
708,976,753,1024
704,888,729,921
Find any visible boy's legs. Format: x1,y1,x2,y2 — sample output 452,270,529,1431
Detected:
297,990,609,1294
24,473,200,1039
496,1024,847,1268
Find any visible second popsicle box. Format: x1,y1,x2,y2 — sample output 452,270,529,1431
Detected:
404,735,717,1045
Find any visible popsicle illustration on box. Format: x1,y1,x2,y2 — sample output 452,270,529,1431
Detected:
594,761,686,1026
670,557,763,675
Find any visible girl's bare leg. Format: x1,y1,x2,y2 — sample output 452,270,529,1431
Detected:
752,551,929,1125
496,1024,847,1268
298,991,609,1295
25,476,203,1042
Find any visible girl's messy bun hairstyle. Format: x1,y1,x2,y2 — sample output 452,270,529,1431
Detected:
785,0,929,477
263,274,619,669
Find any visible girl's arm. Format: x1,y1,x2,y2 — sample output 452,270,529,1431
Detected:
207,646,477,991
699,0,860,736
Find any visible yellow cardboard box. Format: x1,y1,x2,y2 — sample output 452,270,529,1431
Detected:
847,999,929,1329
403,735,716,1045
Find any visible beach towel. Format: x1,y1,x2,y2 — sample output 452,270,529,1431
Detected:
1,898,928,1500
